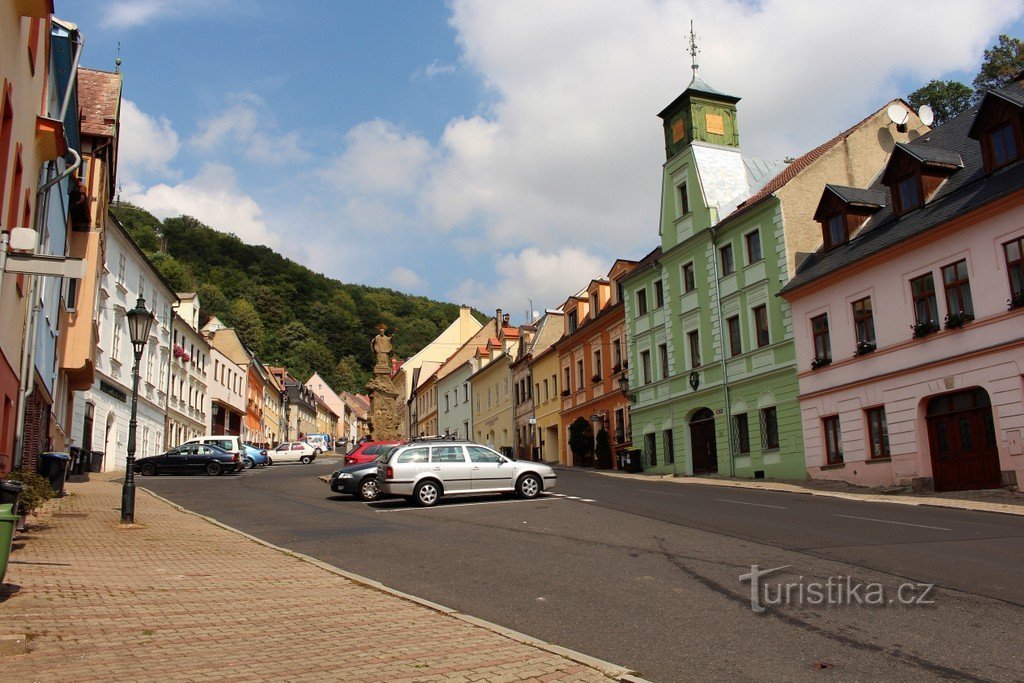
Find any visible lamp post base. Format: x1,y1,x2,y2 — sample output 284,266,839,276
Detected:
121,476,135,524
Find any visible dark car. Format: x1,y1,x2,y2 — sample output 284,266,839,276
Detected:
329,455,390,501
135,443,244,476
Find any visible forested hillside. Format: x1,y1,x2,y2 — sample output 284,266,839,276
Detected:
110,202,481,394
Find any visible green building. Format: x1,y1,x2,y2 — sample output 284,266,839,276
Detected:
623,57,915,479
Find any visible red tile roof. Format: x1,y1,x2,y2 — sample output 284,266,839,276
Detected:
501,327,520,337
78,68,122,138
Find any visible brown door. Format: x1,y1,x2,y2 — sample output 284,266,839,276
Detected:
690,408,718,475
926,389,1000,492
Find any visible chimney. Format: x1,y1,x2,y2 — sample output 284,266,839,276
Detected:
495,309,502,335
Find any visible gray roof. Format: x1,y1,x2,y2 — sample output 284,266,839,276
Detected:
782,80,1024,295
893,142,963,168
824,184,887,208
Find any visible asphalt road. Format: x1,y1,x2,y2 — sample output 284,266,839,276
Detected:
139,460,1024,682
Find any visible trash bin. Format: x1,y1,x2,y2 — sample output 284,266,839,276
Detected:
0,480,22,515
39,452,71,497
69,446,84,475
622,448,643,473
90,450,104,473
0,502,19,584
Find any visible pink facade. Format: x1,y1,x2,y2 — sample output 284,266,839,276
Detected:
787,199,1024,491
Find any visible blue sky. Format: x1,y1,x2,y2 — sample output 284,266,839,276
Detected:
68,0,1024,322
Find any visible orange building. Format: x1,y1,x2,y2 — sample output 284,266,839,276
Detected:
556,261,637,466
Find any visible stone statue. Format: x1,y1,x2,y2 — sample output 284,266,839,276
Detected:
366,325,403,440
372,326,394,368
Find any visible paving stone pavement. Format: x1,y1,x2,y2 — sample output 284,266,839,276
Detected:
0,476,628,682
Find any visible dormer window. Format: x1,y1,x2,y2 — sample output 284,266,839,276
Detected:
814,185,885,251
895,173,922,214
968,90,1024,173
825,213,846,249
990,121,1020,168
881,144,962,217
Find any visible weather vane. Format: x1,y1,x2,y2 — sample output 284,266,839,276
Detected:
688,19,699,79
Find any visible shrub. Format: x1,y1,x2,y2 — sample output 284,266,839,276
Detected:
6,468,54,516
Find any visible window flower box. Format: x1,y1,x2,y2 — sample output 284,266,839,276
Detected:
911,320,939,338
1008,292,1024,310
810,356,832,370
612,363,622,374
855,340,876,356
561,389,571,397
592,374,602,384
622,360,629,370
944,311,974,330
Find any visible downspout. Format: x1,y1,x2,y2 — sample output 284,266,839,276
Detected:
709,220,735,477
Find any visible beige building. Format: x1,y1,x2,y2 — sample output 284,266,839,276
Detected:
512,311,564,461
263,370,284,446
469,322,520,454
202,318,250,437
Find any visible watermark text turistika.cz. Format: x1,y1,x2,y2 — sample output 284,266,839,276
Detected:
739,565,936,614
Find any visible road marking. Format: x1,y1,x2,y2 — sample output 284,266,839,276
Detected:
639,489,684,496
549,493,597,503
375,497,563,513
715,498,787,509
833,514,953,531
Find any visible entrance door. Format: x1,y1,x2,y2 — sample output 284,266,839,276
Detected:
926,388,1000,492
689,408,718,475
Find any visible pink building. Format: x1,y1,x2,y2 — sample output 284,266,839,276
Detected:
780,80,1024,492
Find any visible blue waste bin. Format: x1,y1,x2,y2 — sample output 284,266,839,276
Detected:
39,452,71,497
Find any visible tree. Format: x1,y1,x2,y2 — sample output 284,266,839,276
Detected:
283,338,335,383
334,354,370,394
568,417,594,466
973,34,1024,97
147,253,195,292
230,298,265,353
196,283,229,326
594,428,612,469
907,80,973,126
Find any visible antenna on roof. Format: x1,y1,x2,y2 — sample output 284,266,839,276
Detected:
688,19,700,79
918,104,935,127
115,41,122,73
887,103,909,132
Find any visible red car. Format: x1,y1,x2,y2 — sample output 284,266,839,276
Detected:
344,440,401,467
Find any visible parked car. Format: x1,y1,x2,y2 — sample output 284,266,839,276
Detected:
377,438,557,507
182,436,246,463
343,440,401,467
304,433,331,454
135,443,244,476
242,444,269,469
328,453,392,502
270,441,318,464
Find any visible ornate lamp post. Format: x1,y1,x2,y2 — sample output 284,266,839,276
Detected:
121,296,155,524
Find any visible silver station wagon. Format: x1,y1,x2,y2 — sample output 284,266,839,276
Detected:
377,438,557,507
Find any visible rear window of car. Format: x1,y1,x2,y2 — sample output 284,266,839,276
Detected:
430,446,465,463
397,447,428,464
210,440,233,451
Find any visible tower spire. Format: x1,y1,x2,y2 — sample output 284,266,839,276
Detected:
688,19,699,80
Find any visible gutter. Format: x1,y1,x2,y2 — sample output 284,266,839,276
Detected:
709,221,735,478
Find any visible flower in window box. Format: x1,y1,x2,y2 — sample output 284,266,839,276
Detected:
612,363,622,374
622,360,629,370
943,311,974,330
592,374,602,384
810,356,832,370
1008,292,1024,310
911,320,940,338
560,389,571,397
855,340,876,356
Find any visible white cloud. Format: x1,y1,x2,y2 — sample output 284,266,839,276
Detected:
417,60,459,79
323,120,433,195
99,0,211,29
191,94,308,164
123,163,280,248
117,99,180,183
388,266,427,292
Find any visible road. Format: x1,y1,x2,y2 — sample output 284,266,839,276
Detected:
140,459,1024,682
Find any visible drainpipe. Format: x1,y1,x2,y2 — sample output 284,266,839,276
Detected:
709,221,735,477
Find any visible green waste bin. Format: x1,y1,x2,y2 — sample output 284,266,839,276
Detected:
0,502,18,584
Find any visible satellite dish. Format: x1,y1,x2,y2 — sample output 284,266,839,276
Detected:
919,104,935,126
887,104,909,126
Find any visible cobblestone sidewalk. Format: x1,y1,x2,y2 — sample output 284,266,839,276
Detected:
0,476,633,682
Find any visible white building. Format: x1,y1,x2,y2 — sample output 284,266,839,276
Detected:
71,214,176,470
166,293,210,448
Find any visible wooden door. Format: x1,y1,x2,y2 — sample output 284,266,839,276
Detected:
690,409,718,475
926,390,1000,492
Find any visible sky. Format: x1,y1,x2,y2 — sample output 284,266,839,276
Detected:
67,0,1024,323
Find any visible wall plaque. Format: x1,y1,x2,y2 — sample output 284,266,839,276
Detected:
671,118,686,143
705,113,724,135
100,380,127,403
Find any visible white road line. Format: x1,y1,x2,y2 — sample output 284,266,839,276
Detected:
580,498,596,502
375,497,563,513
715,498,787,510
833,514,953,531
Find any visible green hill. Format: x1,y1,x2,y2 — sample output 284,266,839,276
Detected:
111,202,481,394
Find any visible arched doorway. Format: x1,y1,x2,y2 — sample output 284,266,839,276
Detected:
103,412,117,472
926,388,1000,492
689,408,718,475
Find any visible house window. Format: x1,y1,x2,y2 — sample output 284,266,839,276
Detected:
989,121,1021,169
564,367,571,393
1006,236,1024,304
753,305,769,348
658,343,669,380
568,310,578,333
851,297,875,346
688,330,701,368
720,244,734,276
727,315,742,357
663,429,675,464
823,415,843,465
866,407,890,459
826,213,846,249
679,183,689,215
641,350,652,385
910,273,939,326
117,254,126,285
745,229,762,264
655,279,664,308
682,262,695,293
732,413,750,454
760,407,779,450
636,288,648,316
942,259,973,318
811,314,830,362
645,432,657,467
612,339,622,368
895,173,922,214
112,324,122,359
593,350,602,379
576,359,584,389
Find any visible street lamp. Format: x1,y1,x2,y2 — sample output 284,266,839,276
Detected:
618,373,635,403
121,296,155,524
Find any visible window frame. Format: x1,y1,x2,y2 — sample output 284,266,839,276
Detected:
727,315,742,357
654,279,664,308
1005,235,1024,302
988,119,1022,170
678,183,690,216
682,262,696,293
825,212,847,250
823,415,843,465
760,407,779,451
745,229,762,264
811,313,830,361
687,330,701,368
640,350,652,385
941,259,973,318
865,406,891,460
658,343,669,380
636,288,648,316
720,243,735,276
753,304,769,348
894,172,923,215
851,297,875,346
910,272,939,326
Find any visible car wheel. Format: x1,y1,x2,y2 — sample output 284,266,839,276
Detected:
300,455,312,464
314,448,322,456
413,480,441,507
243,457,254,470
358,477,380,502
205,462,222,476
139,463,157,477
516,473,542,499
267,457,273,466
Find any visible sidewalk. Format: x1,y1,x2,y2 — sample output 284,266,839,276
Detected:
0,475,638,682
588,468,1024,517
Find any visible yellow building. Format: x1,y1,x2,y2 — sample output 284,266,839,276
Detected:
527,315,565,464
314,396,338,442
469,322,519,454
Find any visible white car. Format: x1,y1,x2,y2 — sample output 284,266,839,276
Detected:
270,441,318,464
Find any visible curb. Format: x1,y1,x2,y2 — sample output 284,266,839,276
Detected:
581,468,1024,517
138,485,648,682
